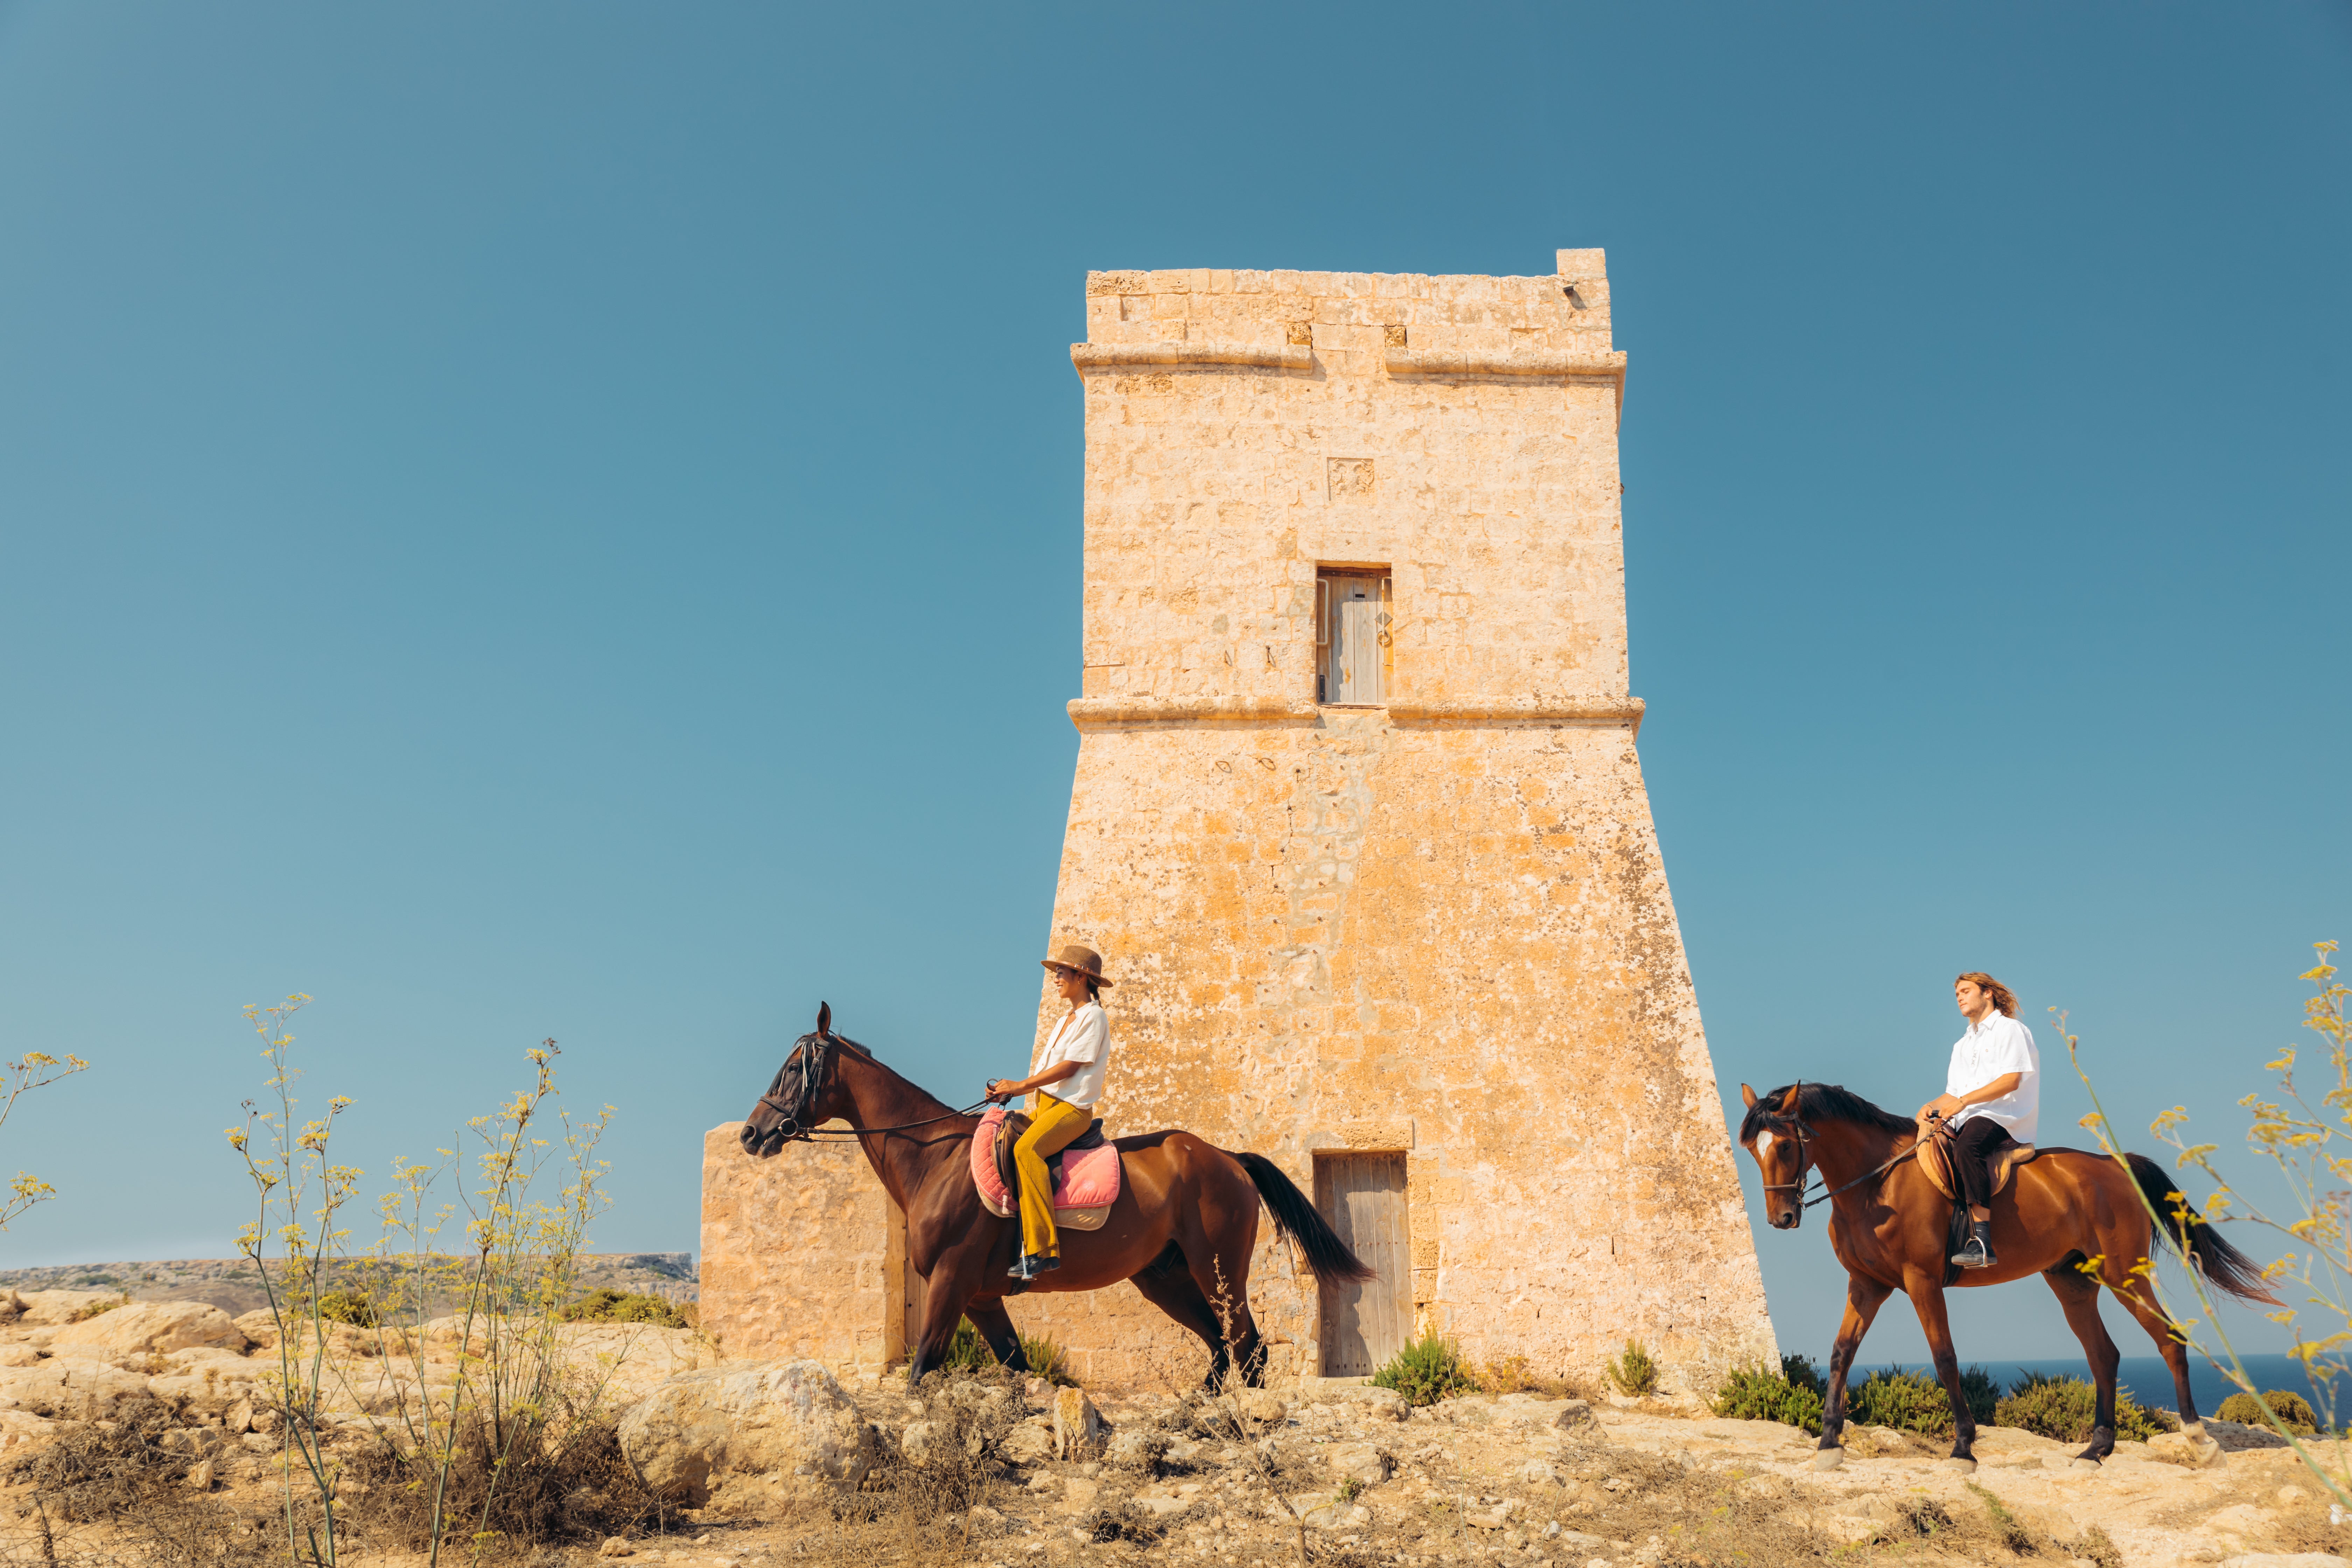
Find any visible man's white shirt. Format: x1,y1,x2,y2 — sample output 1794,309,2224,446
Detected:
1034,1001,1110,1109
1946,1010,2039,1143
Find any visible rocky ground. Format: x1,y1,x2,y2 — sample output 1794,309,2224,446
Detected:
0,1288,2341,1568
0,1255,699,1320
711,1375,2352,1568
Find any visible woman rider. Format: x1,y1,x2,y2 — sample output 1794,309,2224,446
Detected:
985,944,1113,1283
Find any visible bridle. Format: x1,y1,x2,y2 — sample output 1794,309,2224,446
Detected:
1754,1081,1936,1225
752,1031,990,1144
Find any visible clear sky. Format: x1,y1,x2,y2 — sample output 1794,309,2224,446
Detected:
0,3,2345,1368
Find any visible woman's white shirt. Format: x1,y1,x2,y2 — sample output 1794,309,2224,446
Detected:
1035,1001,1110,1109
1946,1010,2039,1143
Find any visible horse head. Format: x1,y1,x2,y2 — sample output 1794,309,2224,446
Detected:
741,1002,844,1159
1738,1082,1814,1230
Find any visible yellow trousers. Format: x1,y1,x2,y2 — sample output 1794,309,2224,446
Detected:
1014,1092,1091,1260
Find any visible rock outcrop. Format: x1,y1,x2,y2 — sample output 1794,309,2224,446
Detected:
616,1359,875,1505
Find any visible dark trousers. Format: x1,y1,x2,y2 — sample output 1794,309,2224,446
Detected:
1952,1117,2016,1211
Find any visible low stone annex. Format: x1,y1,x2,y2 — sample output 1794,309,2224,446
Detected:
702,250,1776,1395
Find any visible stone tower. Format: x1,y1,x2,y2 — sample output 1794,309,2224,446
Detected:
1012,251,1777,1390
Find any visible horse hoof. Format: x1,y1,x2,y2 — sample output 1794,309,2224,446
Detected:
1809,1448,1845,1471
2069,1458,2105,1473
1938,1457,1977,1474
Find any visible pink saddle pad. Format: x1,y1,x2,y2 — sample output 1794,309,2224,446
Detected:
971,1106,1122,1217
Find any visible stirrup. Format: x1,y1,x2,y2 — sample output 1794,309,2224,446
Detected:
1008,1253,1061,1282
1949,1236,1997,1269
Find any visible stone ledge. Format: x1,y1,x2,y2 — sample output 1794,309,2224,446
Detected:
1070,342,1315,374
1385,345,1628,416
1385,696,1644,735
1068,695,1322,730
1068,695,1646,733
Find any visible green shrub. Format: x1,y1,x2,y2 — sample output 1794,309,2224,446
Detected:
1994,1370,2177,1443
1606,1339,1659,1397
556,1287,688,1329
310,1289,379,1328
1712,1362,1823,1433
939,1316,995,1372
2216,1389,2316,1434
925,1318,1077,1384
1020,1332,1077,1387
1781,1353,1827,1400
1372,1333,1478,1406
1846,1365,1997,1436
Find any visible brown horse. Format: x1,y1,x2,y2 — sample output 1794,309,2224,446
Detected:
1739,1081,2277,1472
740,1005,1372,1386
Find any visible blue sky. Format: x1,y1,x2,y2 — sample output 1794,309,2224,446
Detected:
0,3,2344,1367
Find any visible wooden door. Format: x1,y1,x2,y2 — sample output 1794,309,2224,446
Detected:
887,1200,925,1366
1324,576,1387,705
1314,1152,1409,1377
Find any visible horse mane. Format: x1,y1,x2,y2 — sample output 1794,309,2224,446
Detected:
1740,1082,1914,1142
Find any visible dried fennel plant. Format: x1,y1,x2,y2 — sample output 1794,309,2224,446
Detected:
2065,941,2352,1505
228,993,360,1564
229,999,632,1566
0,1046,89,1230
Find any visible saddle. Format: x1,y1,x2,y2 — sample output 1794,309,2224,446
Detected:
969,1105,1122,1231
993,1108,1109,1197
1917,1123,2038,1201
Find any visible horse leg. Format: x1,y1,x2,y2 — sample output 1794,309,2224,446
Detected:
1126,1245,1234,1391
1905,1275,1980,1470
2043,1260,2120,1466
965,1299,1032,1377
907,1245,992,1386
1178,1243,1268,1389
2105,1256,2217,1464
1817,1275,1893,1469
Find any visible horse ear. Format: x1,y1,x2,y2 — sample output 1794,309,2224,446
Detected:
816,1001,832,1040
1740,1084,1758,1110
1777,1083,1803,1114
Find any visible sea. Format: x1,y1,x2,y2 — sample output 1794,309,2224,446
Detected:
1854,1352,2340,1421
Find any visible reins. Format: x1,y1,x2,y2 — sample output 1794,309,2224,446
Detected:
1758,1080,1948,1214
754,1033,991,1142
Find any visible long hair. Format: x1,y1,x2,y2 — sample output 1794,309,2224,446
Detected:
1955,971,2017,1018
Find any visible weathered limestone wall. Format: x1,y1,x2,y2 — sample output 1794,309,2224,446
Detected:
698,1126,900,1374
1004,251,1776,1394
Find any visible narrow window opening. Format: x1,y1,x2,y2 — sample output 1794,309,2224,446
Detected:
1316,567,1391,705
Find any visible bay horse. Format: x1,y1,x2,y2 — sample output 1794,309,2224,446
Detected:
1739,1081,2277,1472
740,1004,1373,1386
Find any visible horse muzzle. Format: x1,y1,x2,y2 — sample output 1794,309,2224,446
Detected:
740,1120,791,1159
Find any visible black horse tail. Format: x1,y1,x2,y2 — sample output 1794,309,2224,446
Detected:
2127,1153,2281,1306
1230,1150,1376,1283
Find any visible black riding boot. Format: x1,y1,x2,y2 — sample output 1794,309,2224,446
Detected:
1949,1219,1997,1269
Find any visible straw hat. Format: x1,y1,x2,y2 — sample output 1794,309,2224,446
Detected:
1041,944,1113,988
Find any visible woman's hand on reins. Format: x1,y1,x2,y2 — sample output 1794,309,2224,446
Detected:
985,1078,1017,1105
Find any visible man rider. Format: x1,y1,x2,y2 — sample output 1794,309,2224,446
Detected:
1917,971,2038,1270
